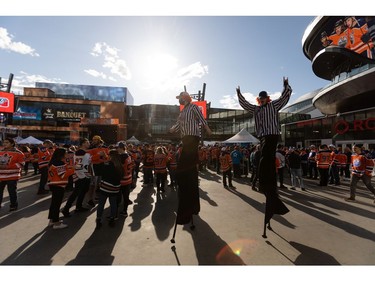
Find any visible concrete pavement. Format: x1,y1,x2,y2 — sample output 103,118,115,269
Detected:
0,169,374,266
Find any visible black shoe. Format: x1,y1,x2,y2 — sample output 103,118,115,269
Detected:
9,205,18,212
120,211,128,218
106,216,118,221
61,209,71,218
75,207,90,212
279,185,287,189
223,185,228,188
108,217,116,227
37,190,48,195
87,200,96,207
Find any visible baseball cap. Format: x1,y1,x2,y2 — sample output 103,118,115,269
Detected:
258,91,268,99
176,92,192,102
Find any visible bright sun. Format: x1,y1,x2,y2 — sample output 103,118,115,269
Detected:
141,52,179,90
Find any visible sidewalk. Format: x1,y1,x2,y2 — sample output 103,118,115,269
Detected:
0,169,374,266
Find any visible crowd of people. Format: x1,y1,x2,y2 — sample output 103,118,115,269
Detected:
0,134,375,231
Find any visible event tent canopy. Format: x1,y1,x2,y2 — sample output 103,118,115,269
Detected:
126,136,141,144
17,136,43,145
222,128,259,144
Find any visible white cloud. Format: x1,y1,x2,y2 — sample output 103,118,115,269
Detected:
219,91,285,109
219,94,242,109
176,62,209,85
0,27,39,57
139,57,209,96
88,42,131,80
84,69,108,80
9,71,65,94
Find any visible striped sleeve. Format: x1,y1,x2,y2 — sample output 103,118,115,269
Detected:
237,91,255,114
273,84,292,111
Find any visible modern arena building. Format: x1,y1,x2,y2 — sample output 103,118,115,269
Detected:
282,16,375,150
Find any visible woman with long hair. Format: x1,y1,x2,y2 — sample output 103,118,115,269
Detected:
47,147,74,229
95,149,123,229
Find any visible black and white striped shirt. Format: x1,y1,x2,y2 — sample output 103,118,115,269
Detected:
237,84,292,138
170,103,208,138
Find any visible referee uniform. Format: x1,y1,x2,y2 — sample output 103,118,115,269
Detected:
236,79,292,194
170,92,211,225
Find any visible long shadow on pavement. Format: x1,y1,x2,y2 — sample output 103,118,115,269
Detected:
1,212,89,265
66,215,126,265
128,185,155,232
180,215,246,265
151,188,178,241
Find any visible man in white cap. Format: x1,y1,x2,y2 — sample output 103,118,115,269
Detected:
170,91,212,225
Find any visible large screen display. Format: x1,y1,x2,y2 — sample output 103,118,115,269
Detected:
310,16,375,60
0,91,15,113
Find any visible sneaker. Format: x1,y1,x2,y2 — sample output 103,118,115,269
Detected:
53,223,68,229
301,188,306,191
9,205,18,212
61,209,71,218
223,185,228,188
120,211,128,218
48,220,63,227
290,187,296,190
345,197,356,202
279,185,287,189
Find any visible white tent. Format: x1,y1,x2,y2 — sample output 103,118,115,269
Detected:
126,136,141,144
14,136,24,143
222,128,259,144
17,136,43,145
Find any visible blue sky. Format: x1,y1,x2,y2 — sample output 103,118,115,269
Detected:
1,1,372,110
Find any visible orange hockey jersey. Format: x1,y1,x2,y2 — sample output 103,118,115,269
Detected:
0,149,25,181
47,161,75,188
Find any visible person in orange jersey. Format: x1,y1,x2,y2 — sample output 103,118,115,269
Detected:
154,146,168,193
345,144,375,203
37,139,54,195
47,148,74,229
219,146,233,188
0,138,25,212
315,144,333,187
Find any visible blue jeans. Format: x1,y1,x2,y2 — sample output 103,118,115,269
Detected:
290,168,304,188
0,180,18,208
96,190,118,220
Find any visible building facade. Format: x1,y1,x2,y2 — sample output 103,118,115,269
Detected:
282,16,375,150
7,83,133,144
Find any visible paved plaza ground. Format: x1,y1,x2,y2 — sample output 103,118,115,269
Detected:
0,168,374,277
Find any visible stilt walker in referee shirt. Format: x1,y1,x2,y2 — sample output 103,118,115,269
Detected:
169,92,212,242
236,77,292,238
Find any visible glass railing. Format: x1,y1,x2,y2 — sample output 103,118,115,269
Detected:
321,63,375,91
